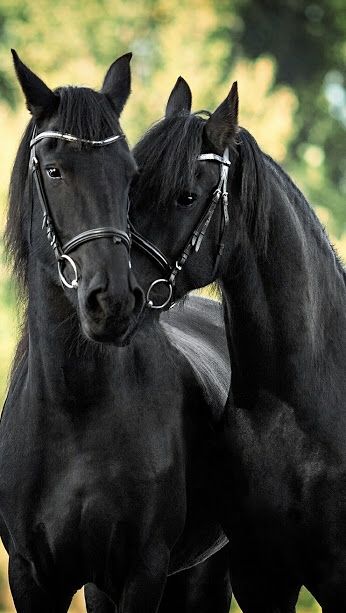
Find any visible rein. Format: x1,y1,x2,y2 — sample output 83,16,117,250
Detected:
30,128,130,289
130,147,231,309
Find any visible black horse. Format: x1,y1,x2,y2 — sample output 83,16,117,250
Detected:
85,545,231,613
129,77,346,611
1,53,232,611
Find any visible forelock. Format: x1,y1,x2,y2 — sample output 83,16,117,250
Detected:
54,86,120,141
133,113,206,209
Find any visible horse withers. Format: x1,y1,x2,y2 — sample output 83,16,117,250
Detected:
128,77,346,611
1,53,231,612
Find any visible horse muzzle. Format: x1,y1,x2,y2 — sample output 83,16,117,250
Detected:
78,270,145,345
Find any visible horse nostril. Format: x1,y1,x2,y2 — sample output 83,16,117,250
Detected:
85,274,108,314
83,271,143,325
86,287,106,313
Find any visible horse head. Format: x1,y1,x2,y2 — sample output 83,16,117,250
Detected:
129,77,241,311
10,50,144,345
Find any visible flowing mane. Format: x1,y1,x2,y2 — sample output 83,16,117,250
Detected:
5,86,121,373
132,112,206,210
133,114,270,253
133,113,345,270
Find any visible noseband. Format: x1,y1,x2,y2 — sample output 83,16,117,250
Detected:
30,128,131,289
130,147,231,309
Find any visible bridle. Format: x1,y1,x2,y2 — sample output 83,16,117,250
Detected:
130,147,231,309
30,129,230,304
29,128,131,289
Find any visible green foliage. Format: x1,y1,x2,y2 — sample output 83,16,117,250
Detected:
231,588,321,613
213,0,346,232
0,1,343,609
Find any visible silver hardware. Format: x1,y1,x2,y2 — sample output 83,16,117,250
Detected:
198,153,231,166
30,127,130,291
58,254,79,289
130,146,231,309
146,279,173,310
30,132,122,148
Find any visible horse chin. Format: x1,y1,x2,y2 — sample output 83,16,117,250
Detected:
81,318,128,345
81,303,146,347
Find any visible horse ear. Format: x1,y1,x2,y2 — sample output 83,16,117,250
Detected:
205,81,238,151
165,77,192,117
11,49,59,119
101,52,132,115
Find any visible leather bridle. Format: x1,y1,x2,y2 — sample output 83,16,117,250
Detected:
130,147,231,309
29,127,131,289
30,129,230,305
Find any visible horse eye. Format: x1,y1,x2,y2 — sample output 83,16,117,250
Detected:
177,192,197,208
46,168,61,179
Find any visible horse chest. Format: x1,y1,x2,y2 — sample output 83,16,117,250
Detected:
0,390,187,579
14,440,185,586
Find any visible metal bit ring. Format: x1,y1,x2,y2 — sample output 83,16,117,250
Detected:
58,254,79,289
146,279,173,310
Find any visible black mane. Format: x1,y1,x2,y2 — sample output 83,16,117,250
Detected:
5,86,120,373
133,114,270,253
54,86,121,141
237,127,269,254
133,113,344,270
133,112,206,211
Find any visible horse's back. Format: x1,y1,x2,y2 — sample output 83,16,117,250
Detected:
161,294,230,421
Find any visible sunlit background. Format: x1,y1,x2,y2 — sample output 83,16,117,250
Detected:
0,0,345,610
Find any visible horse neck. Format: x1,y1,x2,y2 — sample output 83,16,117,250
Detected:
25,259,128,410
222,158,346,413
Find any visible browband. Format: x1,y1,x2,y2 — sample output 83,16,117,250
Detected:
198,153,231,166
30,131,122,148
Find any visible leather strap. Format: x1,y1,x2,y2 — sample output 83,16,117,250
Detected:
130,147,231,308
63,227,130,254
29,126,129,289
30,131,122,148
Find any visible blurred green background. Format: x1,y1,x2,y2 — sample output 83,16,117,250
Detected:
0,0,345,610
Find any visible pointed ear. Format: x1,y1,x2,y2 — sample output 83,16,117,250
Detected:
165,77,192,117
101,52,132,116
205,82,238,151
11,49,59,119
